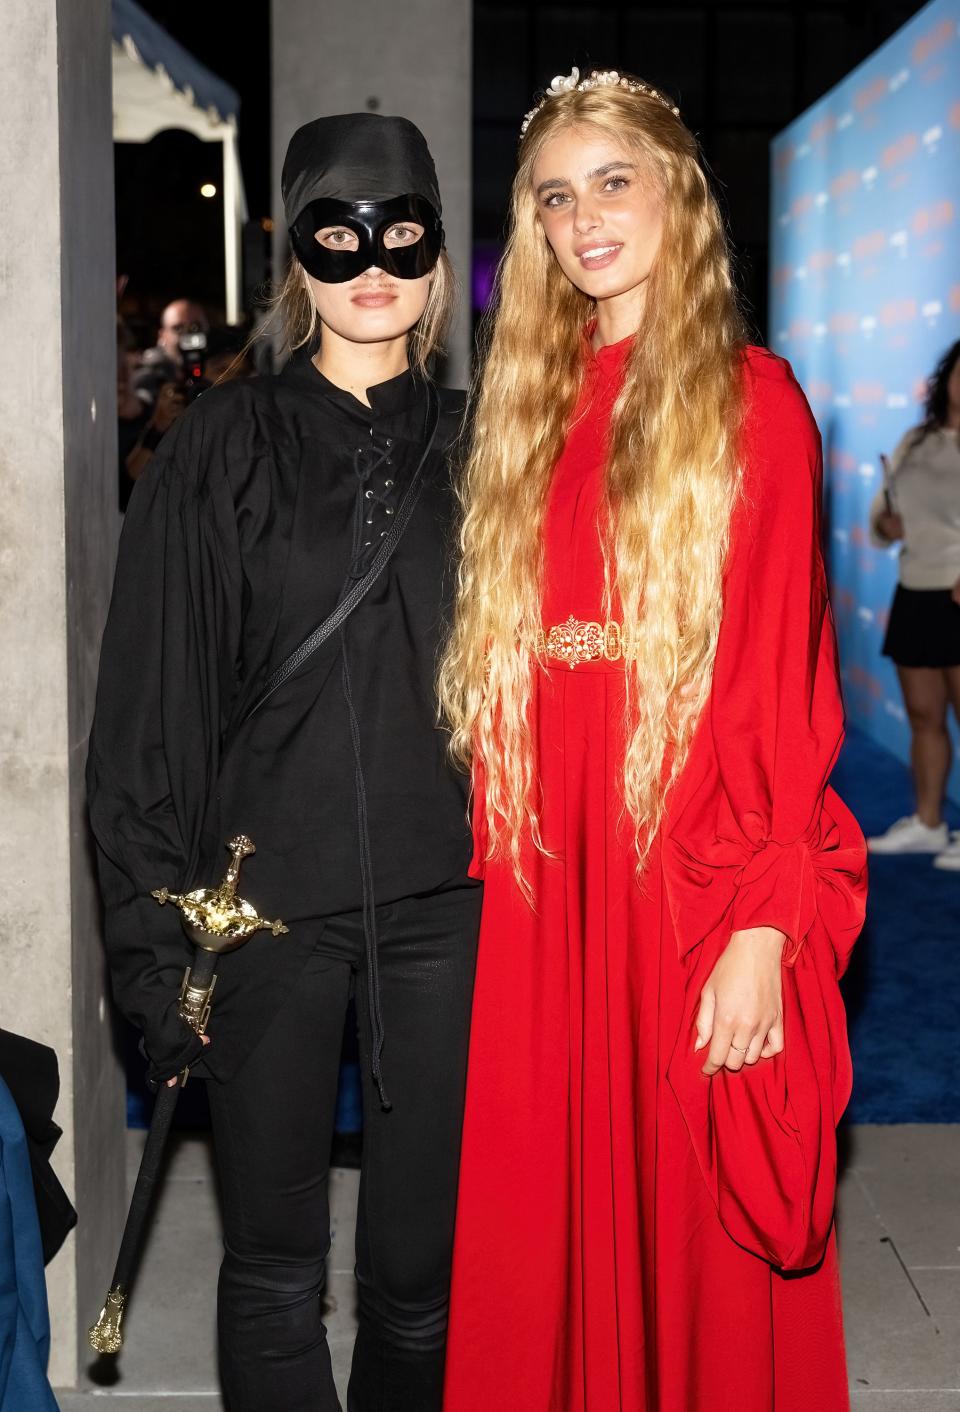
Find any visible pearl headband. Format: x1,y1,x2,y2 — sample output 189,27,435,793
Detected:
520,67,680,138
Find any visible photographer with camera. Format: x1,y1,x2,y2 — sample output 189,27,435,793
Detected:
135,297,210,400
127,298,210,488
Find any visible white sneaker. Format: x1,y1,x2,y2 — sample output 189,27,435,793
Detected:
933,831,960,871
867,814,948,854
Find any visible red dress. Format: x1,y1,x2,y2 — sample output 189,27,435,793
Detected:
442,338,867,1412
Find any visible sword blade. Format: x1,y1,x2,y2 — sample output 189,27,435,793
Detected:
90,946,218,1353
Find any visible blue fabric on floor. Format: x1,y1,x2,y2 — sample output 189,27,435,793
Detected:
0,1080,58,1412
832,725,960,1123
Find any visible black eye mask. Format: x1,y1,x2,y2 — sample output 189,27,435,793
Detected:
289,194,444,284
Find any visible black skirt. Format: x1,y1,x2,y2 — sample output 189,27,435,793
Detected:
882,584,960,668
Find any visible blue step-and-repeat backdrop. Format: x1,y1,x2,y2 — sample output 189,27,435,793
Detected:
769,0,960,798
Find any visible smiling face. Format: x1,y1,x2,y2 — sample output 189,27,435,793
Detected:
306,217,433,345
531,125,664,327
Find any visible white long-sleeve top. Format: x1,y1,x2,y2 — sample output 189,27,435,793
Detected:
869,425,960,589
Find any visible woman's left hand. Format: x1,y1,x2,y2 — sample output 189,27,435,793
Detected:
694,927,786,1075
951,577,960,607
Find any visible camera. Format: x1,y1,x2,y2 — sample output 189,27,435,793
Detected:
178,324,211,402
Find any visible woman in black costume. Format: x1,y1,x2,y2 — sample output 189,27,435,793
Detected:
87,115,480,1412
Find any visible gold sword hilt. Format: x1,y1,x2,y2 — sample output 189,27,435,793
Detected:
151,835,288,953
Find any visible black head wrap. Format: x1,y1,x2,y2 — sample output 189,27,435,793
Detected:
281,114,445,283
282,113,442,220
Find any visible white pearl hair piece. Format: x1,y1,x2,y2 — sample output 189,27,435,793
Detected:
520,66,680,137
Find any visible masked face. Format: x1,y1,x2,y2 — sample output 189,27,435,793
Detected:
289,194,443,283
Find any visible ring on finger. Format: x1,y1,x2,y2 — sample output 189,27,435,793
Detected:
729,1042,749,1053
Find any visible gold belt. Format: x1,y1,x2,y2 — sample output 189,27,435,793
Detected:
536,616,631,668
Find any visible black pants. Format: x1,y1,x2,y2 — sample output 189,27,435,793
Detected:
207,886,482,1412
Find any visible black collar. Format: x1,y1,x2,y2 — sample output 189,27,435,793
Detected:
280,347,429,425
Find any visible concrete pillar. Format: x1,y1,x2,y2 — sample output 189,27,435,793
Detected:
271,0,473,389
0,0,124,1389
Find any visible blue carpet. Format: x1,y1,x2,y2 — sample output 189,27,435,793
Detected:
125,725,958,1129
832,726,960,1124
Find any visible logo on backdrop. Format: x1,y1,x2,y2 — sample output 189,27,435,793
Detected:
770,0,960,790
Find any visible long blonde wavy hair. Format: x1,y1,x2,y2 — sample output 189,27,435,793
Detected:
439,76,747,883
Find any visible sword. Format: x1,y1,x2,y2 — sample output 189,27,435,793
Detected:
88,834,288,1355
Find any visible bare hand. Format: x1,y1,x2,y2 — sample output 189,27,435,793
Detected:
695,928,785,1075
165,1033,210,1087
952,577,960,607
149,381,186,433
876,511,904,542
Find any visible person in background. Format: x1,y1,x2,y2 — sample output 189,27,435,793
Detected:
116,318,143,420
120,320,247,508
134,297,209,405
117,318,149,511
868,338,960,869
122,378,186,495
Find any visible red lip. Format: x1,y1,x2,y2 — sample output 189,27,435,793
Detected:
351,291,399,307
575,242,623,272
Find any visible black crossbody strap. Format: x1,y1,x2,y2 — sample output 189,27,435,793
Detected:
240,385,441,726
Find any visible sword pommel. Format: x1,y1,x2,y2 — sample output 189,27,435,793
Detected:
88,1286,126,1354
222,834,255,892
151,835,289,954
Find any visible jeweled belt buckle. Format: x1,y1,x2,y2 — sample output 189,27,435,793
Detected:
540,616,626,667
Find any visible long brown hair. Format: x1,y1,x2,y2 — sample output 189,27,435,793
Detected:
439,76,747,884
910,338,960,447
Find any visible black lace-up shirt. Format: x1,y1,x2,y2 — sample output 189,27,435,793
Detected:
87,353,474,1084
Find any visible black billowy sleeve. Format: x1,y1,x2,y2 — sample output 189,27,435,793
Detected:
87,408,243,1084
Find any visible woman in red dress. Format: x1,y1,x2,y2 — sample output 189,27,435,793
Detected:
439,70,867,1411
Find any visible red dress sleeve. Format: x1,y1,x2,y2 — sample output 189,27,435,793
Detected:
709,350,866,968
664,350,868,1271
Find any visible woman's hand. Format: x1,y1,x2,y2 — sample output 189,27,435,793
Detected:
952,576,960,607
165,1033,211,1087
876,511,904,542
694,928,786,1075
